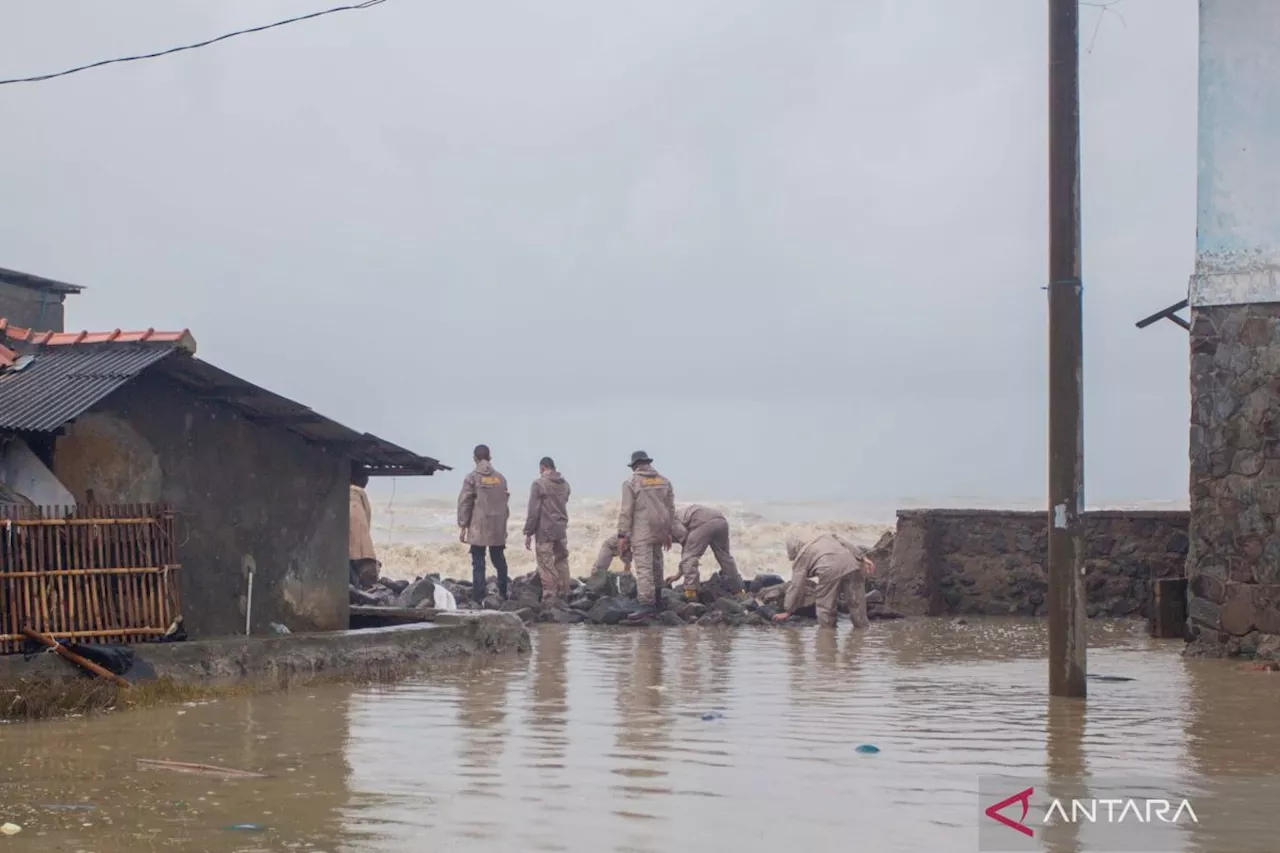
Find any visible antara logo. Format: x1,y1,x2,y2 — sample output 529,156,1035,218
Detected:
984,787,1200,837
985,787,1036,837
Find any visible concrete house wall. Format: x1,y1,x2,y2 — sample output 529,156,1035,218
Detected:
51,372,351,639
0,280,68,333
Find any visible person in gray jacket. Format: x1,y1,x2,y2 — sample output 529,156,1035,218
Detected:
524,457,571,602
457,444,511,602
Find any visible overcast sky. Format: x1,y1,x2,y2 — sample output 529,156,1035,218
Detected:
0,0,1197,504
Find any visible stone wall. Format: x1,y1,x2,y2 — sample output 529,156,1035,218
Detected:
885,509,1189,618
1187,304,1280,659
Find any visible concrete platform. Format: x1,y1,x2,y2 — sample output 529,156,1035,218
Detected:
0,611,530,690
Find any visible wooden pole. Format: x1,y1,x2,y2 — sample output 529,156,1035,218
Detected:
20,627,132,689
1048,0,1087,698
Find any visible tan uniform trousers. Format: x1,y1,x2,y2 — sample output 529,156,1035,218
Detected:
536,538,571,602
632,540,665,607
815,566,868,629
594,534,632,572
678,516,743,594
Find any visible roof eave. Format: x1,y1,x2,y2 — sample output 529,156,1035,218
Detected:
0,266,85,295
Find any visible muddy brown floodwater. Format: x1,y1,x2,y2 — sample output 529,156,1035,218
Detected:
2,620,1280,852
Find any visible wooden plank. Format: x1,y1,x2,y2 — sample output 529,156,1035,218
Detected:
0,628,170,642
1149,578,1189,639
21,627,132,688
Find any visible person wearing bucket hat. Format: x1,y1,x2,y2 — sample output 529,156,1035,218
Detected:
616,450,676,610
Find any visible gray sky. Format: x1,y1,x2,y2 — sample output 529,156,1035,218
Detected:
0,0,1197,504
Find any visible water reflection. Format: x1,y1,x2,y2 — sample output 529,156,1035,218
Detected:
0,621,1277,852
1043,698,1086,853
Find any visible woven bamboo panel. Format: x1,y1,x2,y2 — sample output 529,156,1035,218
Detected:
0,503,182,654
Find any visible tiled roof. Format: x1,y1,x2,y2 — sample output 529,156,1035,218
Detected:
0,319,447,476
0,320,194,368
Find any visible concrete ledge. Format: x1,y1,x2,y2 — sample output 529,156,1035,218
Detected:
896,508,1189,521
0,614,530,690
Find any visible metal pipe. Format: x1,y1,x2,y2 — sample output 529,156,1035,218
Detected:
245,566,254,636
1047,0,1087,698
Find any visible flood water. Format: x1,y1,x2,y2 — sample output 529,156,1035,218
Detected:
2,620,1279,852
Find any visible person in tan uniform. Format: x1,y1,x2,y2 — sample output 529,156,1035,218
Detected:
457,444,511,603
664,505,744,600
523,456,572,602
616,450,675,610
348,469,379,589
593,534,632,574
772,533,872,628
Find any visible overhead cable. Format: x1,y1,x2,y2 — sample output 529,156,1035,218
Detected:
0,0,388,87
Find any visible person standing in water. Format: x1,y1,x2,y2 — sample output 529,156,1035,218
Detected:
773,533,871,628
457,444,511,602
524,456,572,603
616,450,675,610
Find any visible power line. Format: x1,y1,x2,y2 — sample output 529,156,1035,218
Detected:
0,0,388,87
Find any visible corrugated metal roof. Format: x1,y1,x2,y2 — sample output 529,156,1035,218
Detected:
0,266,85,295
0,320,448,476
0,342,182,431
155,356,448,475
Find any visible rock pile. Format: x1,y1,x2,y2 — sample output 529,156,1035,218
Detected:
353,543,904,629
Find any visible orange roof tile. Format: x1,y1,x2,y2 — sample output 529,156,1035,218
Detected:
0,319,196,368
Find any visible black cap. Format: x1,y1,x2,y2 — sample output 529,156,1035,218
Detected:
629,450,653,467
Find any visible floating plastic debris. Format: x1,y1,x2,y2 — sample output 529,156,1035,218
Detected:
0,823,21,836
855,744,880,754
700,712,726,721
225,823,266,832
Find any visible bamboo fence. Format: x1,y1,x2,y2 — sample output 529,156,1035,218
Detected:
0,503,181,654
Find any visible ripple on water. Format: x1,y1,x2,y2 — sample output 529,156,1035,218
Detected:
1,620,1277,852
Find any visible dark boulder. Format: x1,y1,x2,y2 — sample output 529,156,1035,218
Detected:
349,585,384,606
749,573,785,593
379,578,411,595
713,597,745,617
540,604,585,624
585,569,620,598
659,611,685,627
679,602,708,621
869,609,904,621
696,573,731,606
588,596,648,625
396,578,436,609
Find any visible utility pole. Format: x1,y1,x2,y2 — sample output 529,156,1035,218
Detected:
1047,0,1086,698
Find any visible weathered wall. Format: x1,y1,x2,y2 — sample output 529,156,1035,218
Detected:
1189,0,1280,308
1184,1,1280,659
1187,304,1280,658
0,282,64,332
53,372,350,639
885,509,1189,618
